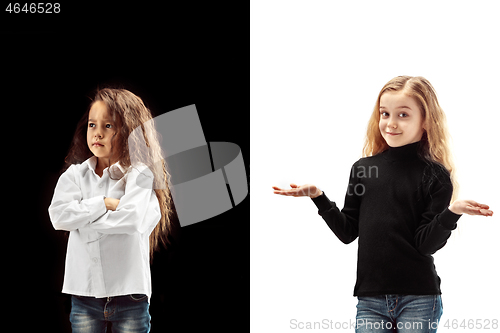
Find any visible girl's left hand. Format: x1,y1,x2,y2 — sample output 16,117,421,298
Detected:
449,200,493,216
104,197,120,211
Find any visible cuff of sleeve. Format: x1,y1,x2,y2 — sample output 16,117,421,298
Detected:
438,207,461,230
311,191,334,213
82,195,107,223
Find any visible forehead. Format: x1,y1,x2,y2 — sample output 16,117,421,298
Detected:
380,91,419,109
89,101,111,120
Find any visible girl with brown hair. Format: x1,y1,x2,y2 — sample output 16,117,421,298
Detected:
49,88,175,332
273,76,493,332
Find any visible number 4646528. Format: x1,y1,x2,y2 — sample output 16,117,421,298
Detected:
443,319,498,330
6,3,61,14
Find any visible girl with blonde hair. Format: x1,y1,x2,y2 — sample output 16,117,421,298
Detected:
273,76,493,332
49,88,175,332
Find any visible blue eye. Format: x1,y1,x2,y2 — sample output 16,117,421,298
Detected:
399,113,408,118
106,124,113,129
89,123,95,128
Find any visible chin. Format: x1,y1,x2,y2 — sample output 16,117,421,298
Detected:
90,151,109,159
384,137,408,148
387,143,403,148
383,137,399,147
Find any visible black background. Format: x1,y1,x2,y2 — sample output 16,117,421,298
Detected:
3,2,249,332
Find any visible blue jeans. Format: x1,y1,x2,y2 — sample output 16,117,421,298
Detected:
355,295,443,333
70,294,150,333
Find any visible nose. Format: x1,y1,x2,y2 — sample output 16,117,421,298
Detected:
387,115,398,129
95,131,103,139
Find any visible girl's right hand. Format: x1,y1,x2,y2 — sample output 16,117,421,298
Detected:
272,183,323,198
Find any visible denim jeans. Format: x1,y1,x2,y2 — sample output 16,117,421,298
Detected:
355,295,443,333
70,294,150,333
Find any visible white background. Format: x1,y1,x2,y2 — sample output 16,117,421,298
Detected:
251,0,499,332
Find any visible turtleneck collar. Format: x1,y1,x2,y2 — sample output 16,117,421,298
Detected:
384,141,421,161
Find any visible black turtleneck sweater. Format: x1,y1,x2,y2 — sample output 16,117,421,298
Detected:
312,141,461,296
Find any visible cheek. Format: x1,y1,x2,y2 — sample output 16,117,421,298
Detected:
378,119,386,130
406,121,421,133
86,131,92,145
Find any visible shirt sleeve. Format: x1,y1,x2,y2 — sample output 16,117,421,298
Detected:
48,165,107,231
88,166,161,235
311,161,361,244
414,165,462,255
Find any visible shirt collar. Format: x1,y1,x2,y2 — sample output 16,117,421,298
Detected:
82,156,127,178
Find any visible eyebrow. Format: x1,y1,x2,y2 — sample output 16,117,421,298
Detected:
379,106,412,110
88,118,113,122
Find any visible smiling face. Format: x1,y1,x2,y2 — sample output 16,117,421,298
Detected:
379,90,426,147
87,101,119,164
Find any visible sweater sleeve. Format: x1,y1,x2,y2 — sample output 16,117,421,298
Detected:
414,165,461,255
311,161,361,244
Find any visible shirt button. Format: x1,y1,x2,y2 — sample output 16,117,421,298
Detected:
92,257,99,263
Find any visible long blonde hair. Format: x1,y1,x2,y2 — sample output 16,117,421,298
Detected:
65,88,176,258
362,76,458,202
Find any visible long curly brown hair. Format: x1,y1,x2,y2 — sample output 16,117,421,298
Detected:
64,88,176,258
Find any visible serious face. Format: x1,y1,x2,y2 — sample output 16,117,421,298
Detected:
87,101,119,162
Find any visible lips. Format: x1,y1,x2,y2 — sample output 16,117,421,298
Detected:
93,142,104,147
386,132,401,136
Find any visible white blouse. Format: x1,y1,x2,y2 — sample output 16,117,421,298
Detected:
48,156,161,301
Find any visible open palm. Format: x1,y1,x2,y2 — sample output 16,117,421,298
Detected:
272,183,322,198
450,200,493,216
